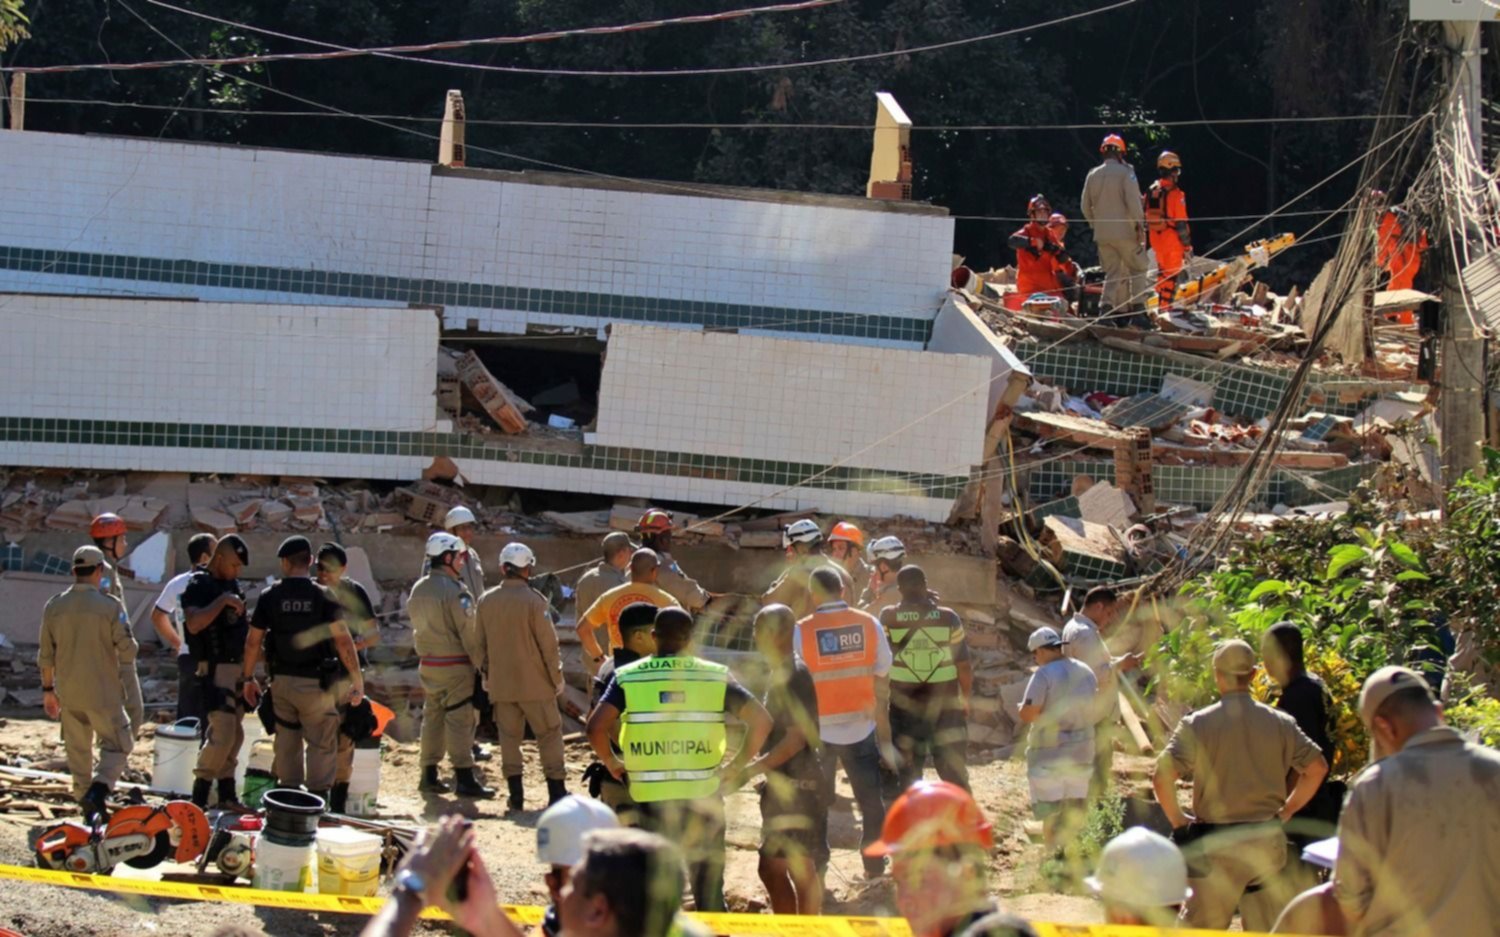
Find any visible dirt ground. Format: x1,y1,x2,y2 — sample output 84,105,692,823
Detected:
0,711,1107,936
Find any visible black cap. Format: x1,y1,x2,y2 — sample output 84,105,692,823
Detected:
277,535,313,559
220,534,250,565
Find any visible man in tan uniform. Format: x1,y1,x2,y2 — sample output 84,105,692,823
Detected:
37,546,138,822
1153,640,1328,931
184,535,251,808
1080,133,1149,321
763,520,854,619
90,512,145,735
637,508,710,612
477,542,567,813
1332,666,1500,937
859,536,906,612
316,542,379,813
574,532,633,654
410,532,492,798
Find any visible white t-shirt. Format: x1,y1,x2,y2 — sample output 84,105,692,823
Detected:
792,602,893,746
155,569,197,657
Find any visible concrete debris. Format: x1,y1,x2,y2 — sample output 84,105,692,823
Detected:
454,350,532,435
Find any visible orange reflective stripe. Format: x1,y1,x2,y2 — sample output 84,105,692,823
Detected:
800,608,879,720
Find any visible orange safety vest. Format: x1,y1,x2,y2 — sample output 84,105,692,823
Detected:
1143,180,1189,239
799,603,880,726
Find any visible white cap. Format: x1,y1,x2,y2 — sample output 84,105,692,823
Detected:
1085,827,1191,908
425,532,464,558
500,542,537,569
786,518,822,544
444,505,477,530
868,535,905,562
1027,626,1065,651
537,795,620,867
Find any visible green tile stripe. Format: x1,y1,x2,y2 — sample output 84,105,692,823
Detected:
1025,456,1376,511
0,244,934,344
0,416,969,501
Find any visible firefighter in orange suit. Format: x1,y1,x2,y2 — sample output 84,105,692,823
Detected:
1371,189,1429,324
1008,195,1075,299
1144,151,1191,305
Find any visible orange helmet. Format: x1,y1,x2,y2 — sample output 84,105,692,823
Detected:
1100,133,1126,154
1048,212,1068,228
1157,150,1181,171
637,509,674,535
828,522,864,548
90,513,127,539
864,780,994,858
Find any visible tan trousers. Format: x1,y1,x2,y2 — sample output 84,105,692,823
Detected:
61,706,134,799
270,675,340,792
493,699,566,780
331,675,355,785
418,664,476,769
1181,827,1294,932
118,662,145,733
194,663,245,782
1096,239,1150,314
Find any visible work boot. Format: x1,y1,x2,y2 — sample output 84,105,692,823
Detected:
79,782,111,826
216,778,245,811
507,775,525,812
455,768,495,799
329,783,349,814
546,778,568,806
191,778,212,810
419,764,451,794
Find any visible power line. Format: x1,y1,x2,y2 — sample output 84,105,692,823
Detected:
18,0,1140,79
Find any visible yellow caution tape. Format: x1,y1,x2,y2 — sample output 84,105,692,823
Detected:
0,862,1263,936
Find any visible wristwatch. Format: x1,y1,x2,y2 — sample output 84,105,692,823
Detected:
394,868,427,903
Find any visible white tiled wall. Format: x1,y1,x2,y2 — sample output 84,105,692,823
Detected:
593,324,992,476
0,294,439,430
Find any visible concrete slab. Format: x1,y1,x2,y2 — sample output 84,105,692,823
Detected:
929,295,1032,417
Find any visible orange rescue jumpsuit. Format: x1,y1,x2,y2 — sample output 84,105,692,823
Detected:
1376,209,1428,324
1009,221,1069,297
1144,179,1190,304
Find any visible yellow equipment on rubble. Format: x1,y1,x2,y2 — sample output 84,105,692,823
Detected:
1172,233,1296,303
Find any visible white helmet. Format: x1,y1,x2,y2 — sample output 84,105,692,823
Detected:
425,532,464,558
537,795,620,867
868,535,906,562
785,518,822,544
444,505,477,530
499,542,536,570
1085,827,1191,908
1027,626,1065,651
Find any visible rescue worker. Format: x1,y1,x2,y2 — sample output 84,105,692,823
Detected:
586,602,659,825
149,532,217,726
881,565,972,791
797,566,892,880
763,519,854,619
578,548,680,673
587,607,772,913
861,535,907,612
1062,586,1141,799
1046,213,1082,303
1081,133,1148,322
636,509,710,613
1008,195,1075,299
537,795,621,937
1017,627,1096,850
1144,150,1192,306
826,522,871,600
315,541,380,813
575,532,635,650
90,512,145,734
410,531,493,798
864,780,997,937
1371,189,1429,324
437,504,497,756
239,536,364,801
1153,640,1328,931
476,542,568,812
1086,827,1191,927
37,545,138,822
183,535,251,809
1332,666,1500,936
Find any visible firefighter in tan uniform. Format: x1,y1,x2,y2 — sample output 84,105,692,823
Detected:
476,542,568,812
637,509,710,612
37,546,138,822
410,532,493,798
184,535,251,808
860,536,907,613
1153,640,1328,931
239,537,365,801
762,520,854,619
90,512,145,734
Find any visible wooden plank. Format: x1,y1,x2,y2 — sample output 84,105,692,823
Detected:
1015,410,1136,450
455,351,530,434
1118,690,1154,755
1152,440,1349,469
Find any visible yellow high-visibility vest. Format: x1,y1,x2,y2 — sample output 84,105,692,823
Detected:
617,655,728,803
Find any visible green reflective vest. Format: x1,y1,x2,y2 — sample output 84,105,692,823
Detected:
617,655,728,803
887,607,960,684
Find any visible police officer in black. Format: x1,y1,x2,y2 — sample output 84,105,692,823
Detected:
184,535,251,808
239,536,364,802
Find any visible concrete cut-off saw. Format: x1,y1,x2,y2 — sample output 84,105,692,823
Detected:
33,801,212,874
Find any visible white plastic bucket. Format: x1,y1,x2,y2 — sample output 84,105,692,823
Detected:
345,744,381,817
252,835,315,893
316,828,382,897
235,715,268,794
152,718,200,796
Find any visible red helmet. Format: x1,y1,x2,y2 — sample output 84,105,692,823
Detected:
637,509,674,535
1100,133,1126,153
828,522,864,548
864,780,994,858
1027,194,1051,214
90,513,127,539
